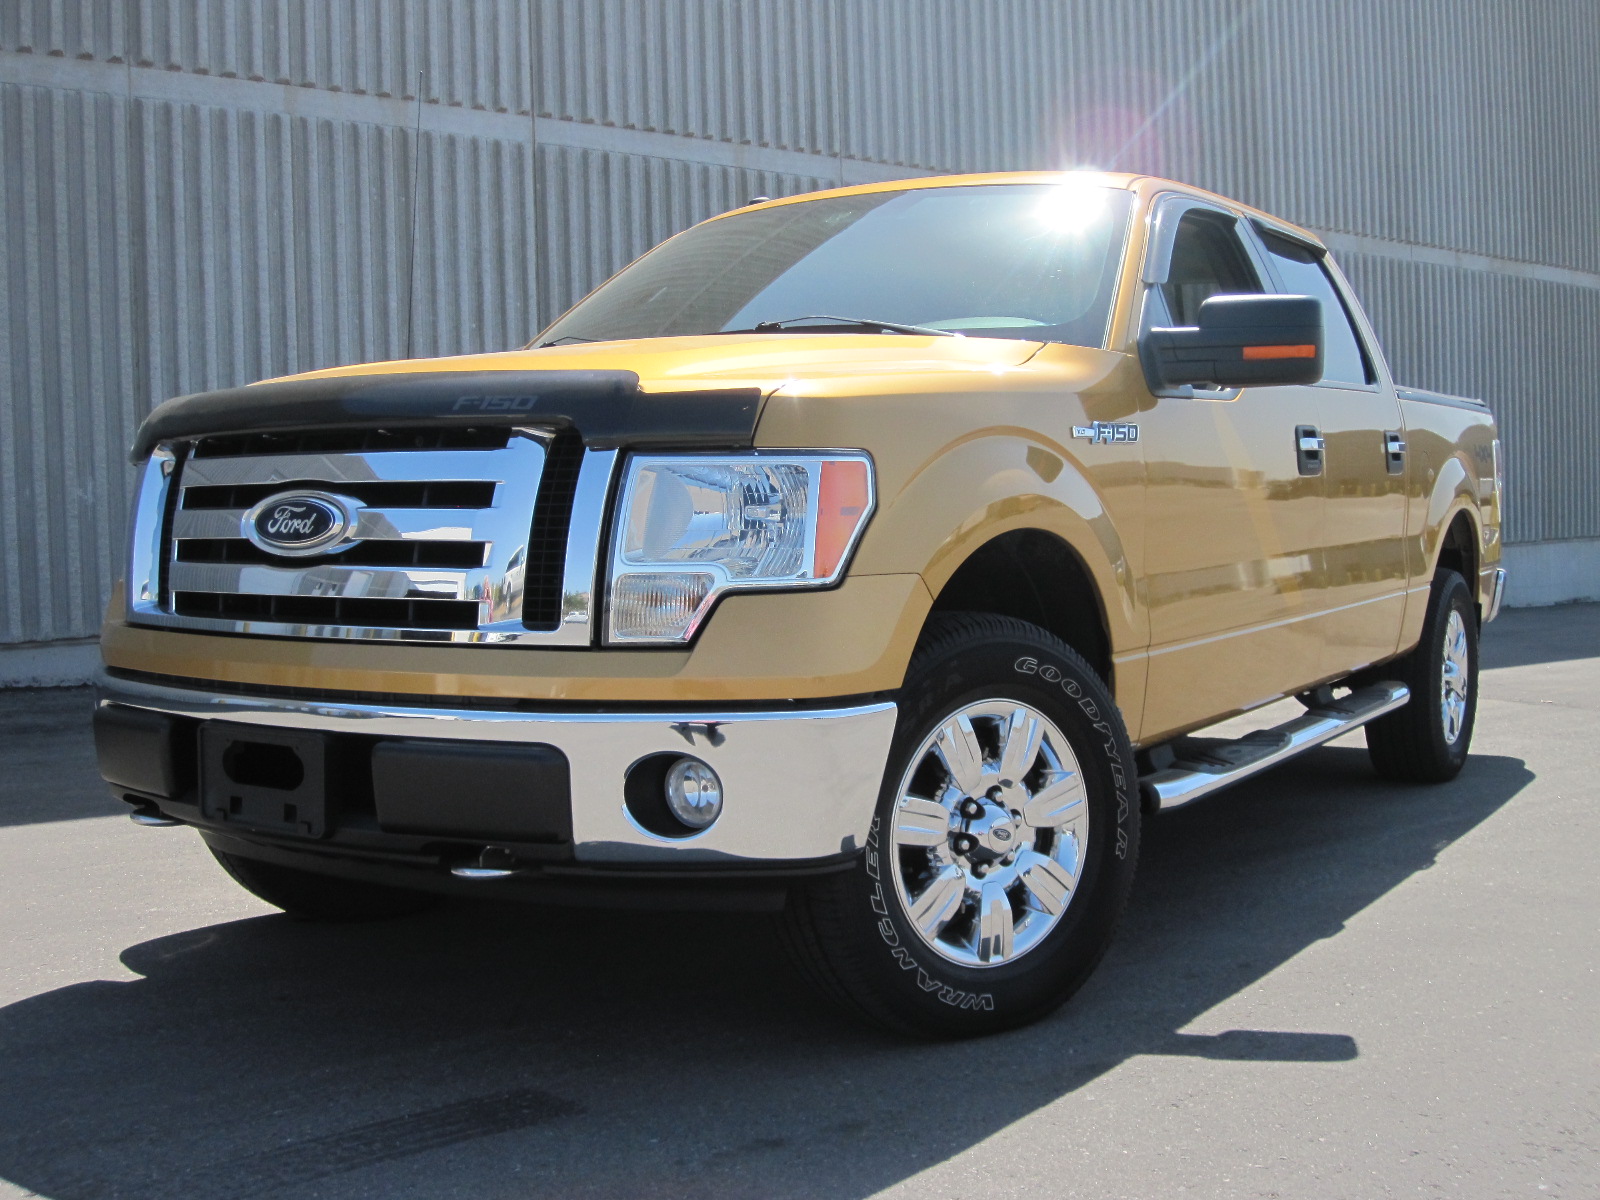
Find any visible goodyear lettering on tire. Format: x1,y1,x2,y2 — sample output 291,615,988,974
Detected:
1014,655,1131,858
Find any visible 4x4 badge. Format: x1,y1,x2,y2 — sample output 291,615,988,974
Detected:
1072,421,1140,444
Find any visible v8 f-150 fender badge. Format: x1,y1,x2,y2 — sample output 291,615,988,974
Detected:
1072,421,1140,444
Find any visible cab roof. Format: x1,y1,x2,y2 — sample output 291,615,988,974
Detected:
716,170,1326,251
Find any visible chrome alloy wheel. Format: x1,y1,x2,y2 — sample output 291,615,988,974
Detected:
1440,608,1471,744
888,700,1089,968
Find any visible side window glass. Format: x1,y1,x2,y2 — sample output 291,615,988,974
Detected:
1258,231,1372,385
1159,212,1261,326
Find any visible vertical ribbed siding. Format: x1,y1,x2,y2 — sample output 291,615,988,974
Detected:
6,1,1600,267
1341,253,1600,547
533,0,838,154
2,1,1599,645
0,82,138,643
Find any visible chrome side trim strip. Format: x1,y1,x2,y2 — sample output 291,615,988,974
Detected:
1141,682,1410,811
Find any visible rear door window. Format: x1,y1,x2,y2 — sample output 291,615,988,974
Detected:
1257,231,1373,386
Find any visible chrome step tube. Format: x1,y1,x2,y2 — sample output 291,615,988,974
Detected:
1140,682,1411,811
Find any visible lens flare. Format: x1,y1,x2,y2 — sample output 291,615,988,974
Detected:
1035,184,1109,234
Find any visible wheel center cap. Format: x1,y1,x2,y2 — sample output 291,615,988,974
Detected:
967,807,1023,859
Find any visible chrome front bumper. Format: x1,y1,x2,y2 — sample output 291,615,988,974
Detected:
95,671,897,867
1483,566,1508,624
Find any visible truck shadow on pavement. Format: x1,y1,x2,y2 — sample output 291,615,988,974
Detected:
0,746,1532,1200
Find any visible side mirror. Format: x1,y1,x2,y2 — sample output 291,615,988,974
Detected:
1141,294,1323,390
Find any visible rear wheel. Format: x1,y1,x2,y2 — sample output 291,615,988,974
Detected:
782,614,1140,1037
210,848,439,922
1366,568,1479,783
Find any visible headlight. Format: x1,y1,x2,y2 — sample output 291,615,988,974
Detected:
606,452,874,643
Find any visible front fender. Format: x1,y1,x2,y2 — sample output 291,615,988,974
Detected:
859,431,1143,659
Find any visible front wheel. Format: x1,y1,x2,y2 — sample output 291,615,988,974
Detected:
782,614,1140,1037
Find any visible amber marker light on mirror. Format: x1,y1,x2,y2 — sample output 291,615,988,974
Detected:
1242,344,1318,360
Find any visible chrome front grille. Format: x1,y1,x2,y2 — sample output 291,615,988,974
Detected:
127,427,617,645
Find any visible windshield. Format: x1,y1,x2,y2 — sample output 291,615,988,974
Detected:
535,182,1135,348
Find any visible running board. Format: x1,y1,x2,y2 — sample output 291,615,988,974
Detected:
1139,682,1410,811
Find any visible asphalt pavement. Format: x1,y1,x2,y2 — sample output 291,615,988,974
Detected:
1,605,1595,1199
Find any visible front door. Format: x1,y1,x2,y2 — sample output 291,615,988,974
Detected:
1135,199,1331,740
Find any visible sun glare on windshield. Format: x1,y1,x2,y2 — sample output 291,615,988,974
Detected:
1034,184,1110,235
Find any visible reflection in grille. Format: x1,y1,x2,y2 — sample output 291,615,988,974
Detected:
194,427,513,458
181,479,497,510
128,426,607,644
173,591,481,630
174,538,489,569
523,432,586,630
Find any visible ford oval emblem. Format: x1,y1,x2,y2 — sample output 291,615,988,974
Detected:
242,492,353,557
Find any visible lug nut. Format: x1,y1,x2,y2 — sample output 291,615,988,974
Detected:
972,862,990,878
960,798,985,819
952,833,978,855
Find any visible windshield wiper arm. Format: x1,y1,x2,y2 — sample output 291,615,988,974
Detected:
537,335,598,347
747,315,957,337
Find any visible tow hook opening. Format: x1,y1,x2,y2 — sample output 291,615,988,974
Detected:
124,797,182,827
221,740,306,791
448,846,522,879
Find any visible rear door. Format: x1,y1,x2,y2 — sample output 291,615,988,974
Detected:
1247,223,1409,677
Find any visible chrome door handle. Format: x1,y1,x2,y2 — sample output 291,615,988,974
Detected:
1296,425,1324,476
1384,430,1407,475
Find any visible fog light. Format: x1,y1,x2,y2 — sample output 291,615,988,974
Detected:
664,757,723,830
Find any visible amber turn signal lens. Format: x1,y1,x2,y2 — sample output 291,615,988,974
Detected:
815,459,871,578
1242,344,1317,360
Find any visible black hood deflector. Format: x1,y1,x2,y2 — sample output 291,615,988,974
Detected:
130,370,763,460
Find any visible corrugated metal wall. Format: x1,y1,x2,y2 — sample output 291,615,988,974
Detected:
3,0,1597,645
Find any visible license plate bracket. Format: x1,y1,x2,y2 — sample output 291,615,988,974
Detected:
199,722,330,839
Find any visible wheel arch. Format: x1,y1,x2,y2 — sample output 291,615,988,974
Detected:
1419,449,1487,611
1434,507,1480,599
923,528,1115,691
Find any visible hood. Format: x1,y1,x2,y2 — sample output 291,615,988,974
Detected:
132,335,1113,459
276,333,1048,394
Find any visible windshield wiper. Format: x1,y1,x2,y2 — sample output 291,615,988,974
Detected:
537,335,598,347
743,315,957,337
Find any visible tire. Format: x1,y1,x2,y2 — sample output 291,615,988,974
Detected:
209,847,440,922
782,613,1140,1038
1365,568,1479,783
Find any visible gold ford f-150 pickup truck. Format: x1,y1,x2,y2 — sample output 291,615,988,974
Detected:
93,172,1504,1036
